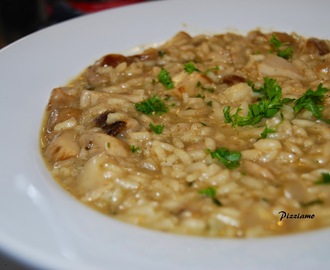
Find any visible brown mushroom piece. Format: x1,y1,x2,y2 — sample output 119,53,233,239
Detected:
46,107,82,134
222,75,246,86
44,130,80,163
104,121,127,136
47,87,80,111
94,111,127,136
306,38,330,56
79,132,130,158
272,32,296,44
101,48,158,68
258,54,304,80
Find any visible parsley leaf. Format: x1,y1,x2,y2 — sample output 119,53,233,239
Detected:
260,126,275,139
130,145,140,153
204,66,220,74
184,62,200,74
277,47,294,59
158,68,174,89
208,147,241,169
198,186,216,197
135,95,169,115
198,187,222,206
293,84,330,122
196,81,215,93
158,50,165,57
269,34,293,60
224,78,285,126
149,123,164,134
269,34,282,48
315,172,330,185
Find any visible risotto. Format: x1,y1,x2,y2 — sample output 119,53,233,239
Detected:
40,30,330,237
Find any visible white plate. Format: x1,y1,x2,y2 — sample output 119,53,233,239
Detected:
0,0,329,269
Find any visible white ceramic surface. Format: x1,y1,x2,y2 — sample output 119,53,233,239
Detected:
0,0,329,269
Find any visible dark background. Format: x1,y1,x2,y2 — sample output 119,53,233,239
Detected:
0,0,152,48
0,0,79,47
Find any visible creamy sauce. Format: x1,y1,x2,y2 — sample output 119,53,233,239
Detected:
41,30,330,237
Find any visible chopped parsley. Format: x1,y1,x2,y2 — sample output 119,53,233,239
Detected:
135,95,169,115
293,84,330,123
158,50,165,57
196,81,215,93
198,186,216,197
204,66,220,74
158,68,174,89
130,145,140,153
198,187,222,206
260,126,276,139
224,77,288,126
315,172,330,185
269,34,293,60
184,62,200,74
149,123,164,134
184,62,220,76
208,147,241,169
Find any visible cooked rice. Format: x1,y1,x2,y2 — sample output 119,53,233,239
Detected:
40,30,330,237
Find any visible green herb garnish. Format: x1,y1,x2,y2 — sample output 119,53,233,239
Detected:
204,66,220,74
130,145,140,153
277,48,294,59
315,173,330,185
196,93,205,99
208,147,241,169
224,77,286,126
269,34,293,59
198,187,222,206
135,95,169,115
269,34,282,48
196,81,215,93
184,62,200,74
158,68,174,89
260,126,276,139
199,186,216,197
149,123,164,134
293,84,330,123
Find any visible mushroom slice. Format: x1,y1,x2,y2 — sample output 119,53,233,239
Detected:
76,153,119,195
44,130,80,163
80,132,130,158
46,107,81,134
258,54,304,80
47,87,79,111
